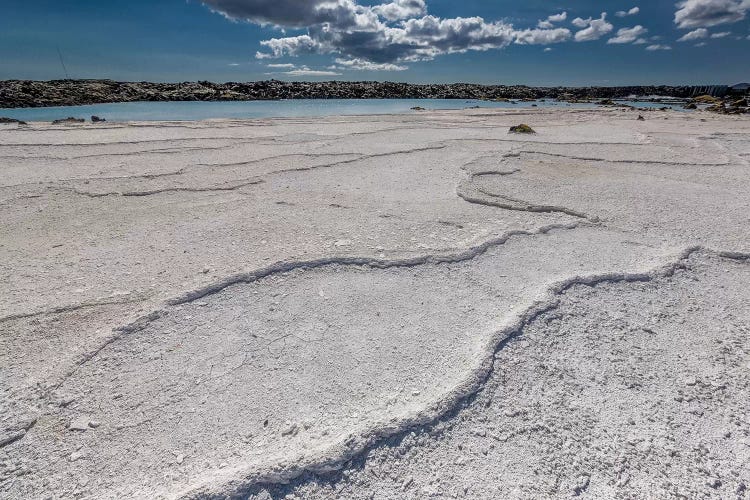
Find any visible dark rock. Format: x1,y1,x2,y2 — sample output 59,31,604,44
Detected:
0,117,26,125
637,115,645,121
410,106,426,111
52,117,85,124
509,124,535,134
683,102,697,109
91,115,106,122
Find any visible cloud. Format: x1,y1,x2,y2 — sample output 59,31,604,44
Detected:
573,13,614,41
228,63,240,66
514,27,572,45
608,25,648,43
202,0,365,28
674,0,750,29
201,2,626,70
257,34,319,59
646,44,672,50
711,30,732,36
548,12,568,22
266,63,296,68
372,0,426,21
286,69,342,76
284,66,342,76
544,47,553,52
255,14,521,65
334,58,408,70
615,7,641,17
695,41,709,45
537,12,567,29
677,27,710,39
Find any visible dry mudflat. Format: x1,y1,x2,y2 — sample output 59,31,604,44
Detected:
0,108,749,499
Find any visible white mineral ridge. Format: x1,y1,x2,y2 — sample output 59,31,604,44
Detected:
0,108,748,499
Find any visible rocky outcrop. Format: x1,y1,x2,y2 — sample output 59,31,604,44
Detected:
0,117,27,125
0,79,698,108
51,117,85,124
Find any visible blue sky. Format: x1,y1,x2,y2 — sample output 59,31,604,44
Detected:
1,0,748,85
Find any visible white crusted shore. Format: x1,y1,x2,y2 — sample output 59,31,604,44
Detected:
1,108,749,499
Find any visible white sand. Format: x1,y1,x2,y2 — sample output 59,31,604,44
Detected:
0,108,748,499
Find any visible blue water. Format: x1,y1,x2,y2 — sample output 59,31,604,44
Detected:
0,98,686,122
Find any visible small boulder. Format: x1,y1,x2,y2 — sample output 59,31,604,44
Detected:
509,124,535,134
0,117,27,125
683,102,697,110
692,94,721,104
52,117,85,125
91,115,106,123
637,115,645,121
410,106,426,111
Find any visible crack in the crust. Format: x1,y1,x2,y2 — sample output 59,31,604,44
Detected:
0,153,362,190
472,169,521,177
511,149,731,166
49,223,583,395
167,223,581,307
177,246,750,499
456,185,592,220
196,152,361,169
4,145,448,200
0,417,37,448
444,138,650,146
479,185,593,220
0,137,278,148
456,153,596,221
0,141,270,161
69,178,264,198
0,295,146,325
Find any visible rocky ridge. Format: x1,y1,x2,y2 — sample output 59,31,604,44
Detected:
0,79,697,108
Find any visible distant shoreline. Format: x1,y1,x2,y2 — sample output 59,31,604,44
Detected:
0,79,709,108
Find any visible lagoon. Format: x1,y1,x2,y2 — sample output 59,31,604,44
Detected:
0,98,686,122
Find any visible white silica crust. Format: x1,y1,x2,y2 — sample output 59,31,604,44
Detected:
0,108,748,499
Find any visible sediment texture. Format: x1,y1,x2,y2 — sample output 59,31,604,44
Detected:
0,108,748,499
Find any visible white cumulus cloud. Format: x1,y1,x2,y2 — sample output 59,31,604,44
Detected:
616,7,640,17
372,0,426,21
573,13,614,41
677,27,709,40
646,44,672,50
608,25,648,43
334,58,408,70
514,27,572,45
200,2,661,71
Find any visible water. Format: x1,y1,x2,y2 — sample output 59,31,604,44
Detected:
0,98,687,122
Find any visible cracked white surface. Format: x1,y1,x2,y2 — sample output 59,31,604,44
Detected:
1,108,749,499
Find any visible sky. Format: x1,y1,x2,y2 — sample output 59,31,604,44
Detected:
1,0,749,85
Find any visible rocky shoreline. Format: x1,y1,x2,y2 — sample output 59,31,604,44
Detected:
0,79,699,108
